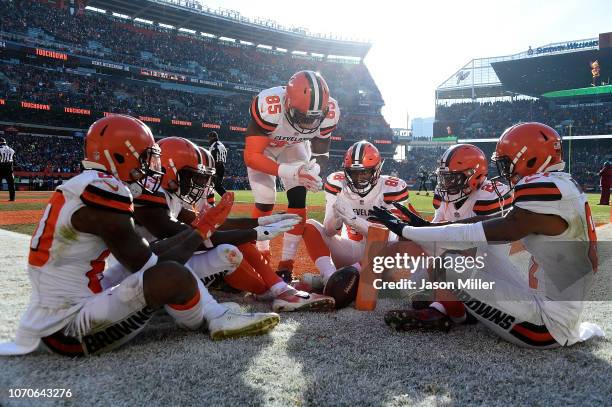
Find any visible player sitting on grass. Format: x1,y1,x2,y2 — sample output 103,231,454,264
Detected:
403,144,513,325
137,140,334,313
371,123,604,348
0,115,278,357
299,140,412,292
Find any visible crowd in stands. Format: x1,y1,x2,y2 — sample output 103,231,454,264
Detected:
0,63,392,141
2,132,82,174
0,0,382,106
435,99,612,188
436,99,612,139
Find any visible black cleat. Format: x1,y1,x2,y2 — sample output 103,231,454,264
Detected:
276,269,293,284
384,308,452,332
409,290,434,310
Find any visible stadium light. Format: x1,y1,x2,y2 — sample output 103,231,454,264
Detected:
159,23,175,29
240,40,254,46
134,18,153,25
112,12,130,20
276,47,288,53
179,28,197,34
257,44,272,49
84,6,106,13
201,32,216,38
292,50,307,55
219,37,236,42
311,53,325,57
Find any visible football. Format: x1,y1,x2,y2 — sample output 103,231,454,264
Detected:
323,266,360,309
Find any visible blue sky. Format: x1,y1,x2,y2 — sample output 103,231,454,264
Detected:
193,0,612,127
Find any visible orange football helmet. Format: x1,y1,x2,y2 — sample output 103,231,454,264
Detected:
158,137,213,204
492,122,564,186
436,144,487,202
343,140,383,196
285,70,330,134
82,114,162,193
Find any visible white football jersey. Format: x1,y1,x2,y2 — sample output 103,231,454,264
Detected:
512,172,598,344
432,179,513,223
324,172,410,242
22,170,133,336
250,86,340,147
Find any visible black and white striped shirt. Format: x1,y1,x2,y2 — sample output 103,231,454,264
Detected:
210,140,227,164
0,145,15,163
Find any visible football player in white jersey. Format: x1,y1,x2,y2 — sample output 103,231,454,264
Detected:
244,70,340,285
0,115,280,357
132,138,334,312
385,144,513,324
299,141,412,291
372,123,603,348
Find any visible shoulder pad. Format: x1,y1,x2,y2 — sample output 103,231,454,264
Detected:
319,97,340,137
80,173,133,215
133,188,169,209
382,176,409,203
324,172,345,195
249,87,284,134
513,173,564,204
472,181,513,215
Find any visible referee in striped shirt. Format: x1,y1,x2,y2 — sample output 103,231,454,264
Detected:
0,137,16,201
208,131,227,196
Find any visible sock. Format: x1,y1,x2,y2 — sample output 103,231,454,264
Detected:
281,232,302,262
256,240,270,252
238,243,282,288
433,289,466,323
315,256,337,281
252,206,273,252
224,260,267,295
280,208,306,261
165,276,226,329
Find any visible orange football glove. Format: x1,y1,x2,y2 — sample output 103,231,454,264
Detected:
191,192,234,239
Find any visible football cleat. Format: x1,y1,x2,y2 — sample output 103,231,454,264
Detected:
208,309,280,341
220,302,242,313
408,290,434,310
272,288,335,312
276,260,294,284
384,308,452,332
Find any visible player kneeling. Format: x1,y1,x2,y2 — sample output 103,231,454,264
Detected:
300,141,411,293
0,116,279,357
